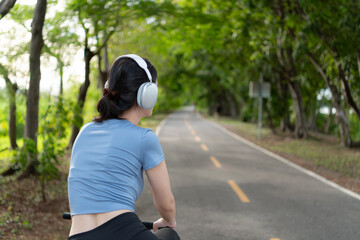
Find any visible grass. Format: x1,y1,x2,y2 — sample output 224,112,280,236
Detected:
139,113,168,131
263,139,360,178
209,115,360,191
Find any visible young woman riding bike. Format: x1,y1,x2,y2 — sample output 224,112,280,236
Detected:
67,54,180,240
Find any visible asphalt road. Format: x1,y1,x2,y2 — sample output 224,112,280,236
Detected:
136,107,360,240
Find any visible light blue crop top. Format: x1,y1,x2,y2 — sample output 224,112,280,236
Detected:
68,119,164,215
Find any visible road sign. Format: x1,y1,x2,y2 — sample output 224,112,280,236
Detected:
249,81,271,98
249,75,271,140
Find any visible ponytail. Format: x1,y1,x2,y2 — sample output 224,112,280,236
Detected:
93,88,133,122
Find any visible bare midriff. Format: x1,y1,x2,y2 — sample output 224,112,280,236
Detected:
69,209,133,236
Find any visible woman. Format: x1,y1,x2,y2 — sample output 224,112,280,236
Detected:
67,54,179,240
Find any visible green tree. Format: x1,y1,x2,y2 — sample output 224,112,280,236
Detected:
66,0,123,148
296,0,360,147
22,0,47,177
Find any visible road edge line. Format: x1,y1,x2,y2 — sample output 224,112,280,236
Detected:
205,119,360,201
155,113,172,136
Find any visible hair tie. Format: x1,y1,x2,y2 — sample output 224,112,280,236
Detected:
103,88,119,100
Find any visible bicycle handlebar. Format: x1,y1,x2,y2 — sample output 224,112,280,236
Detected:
62,212,153,230
63,212,71,220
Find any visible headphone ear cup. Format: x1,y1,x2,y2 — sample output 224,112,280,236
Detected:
137,82,158,109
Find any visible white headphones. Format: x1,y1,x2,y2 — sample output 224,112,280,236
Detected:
105,54,158,109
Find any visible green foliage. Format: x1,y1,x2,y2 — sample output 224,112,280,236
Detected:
8,4,34,31
12,138,36,171
349,114,360,140
1,0,360,184
37,96,70,181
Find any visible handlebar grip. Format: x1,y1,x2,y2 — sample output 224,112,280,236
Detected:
63,212,71,220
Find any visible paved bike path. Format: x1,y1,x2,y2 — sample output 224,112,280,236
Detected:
136,108,360,240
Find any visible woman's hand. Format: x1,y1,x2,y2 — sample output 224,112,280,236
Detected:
153,218,176,232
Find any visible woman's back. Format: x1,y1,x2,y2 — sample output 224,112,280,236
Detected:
68,119,164,215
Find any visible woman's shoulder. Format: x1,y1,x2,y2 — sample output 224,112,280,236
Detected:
82,119,155,138
78,121,94,133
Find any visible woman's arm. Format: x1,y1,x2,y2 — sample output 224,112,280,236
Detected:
145,160,176,231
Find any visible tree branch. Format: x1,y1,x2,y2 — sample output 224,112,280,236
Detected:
93,29,115,56
357,49,360,78
0,62,10,85
307,52,328,82
0,0,16,20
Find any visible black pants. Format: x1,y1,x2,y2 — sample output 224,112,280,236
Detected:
68,212,180,240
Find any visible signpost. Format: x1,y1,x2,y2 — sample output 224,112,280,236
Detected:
249,73,270,140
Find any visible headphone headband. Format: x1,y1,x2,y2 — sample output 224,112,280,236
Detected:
114,54,153,82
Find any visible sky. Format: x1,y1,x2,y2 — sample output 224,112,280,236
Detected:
0,0,84,95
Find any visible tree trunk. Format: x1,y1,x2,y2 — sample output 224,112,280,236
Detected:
104,44,109,71
264,99,277,134
0,63,18,149
22,0,47,177
225,91,237,118
97,52,107,89
278,78,293,132
357,49,360,78
275,27,300,134
0,0,16,20
8,82,18,149
274,0,308,138
337,61,360,122
275,74,293,132
288,80,308,138
59,61,64,96
220,98,227,116
283,44,308,138
324,105,333,133
68,47,94,149
307,52,352,146
98,43,109,89
307,104,318,131
332,91,352,147
0,64,19,176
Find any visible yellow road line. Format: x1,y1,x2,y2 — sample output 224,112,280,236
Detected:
200,144,208,151
270,239,280,240
190,130,196,135
210,156,222,168
195,136,201,142
227,180,250,203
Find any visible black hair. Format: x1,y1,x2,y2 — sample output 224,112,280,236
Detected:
93,56,157,122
